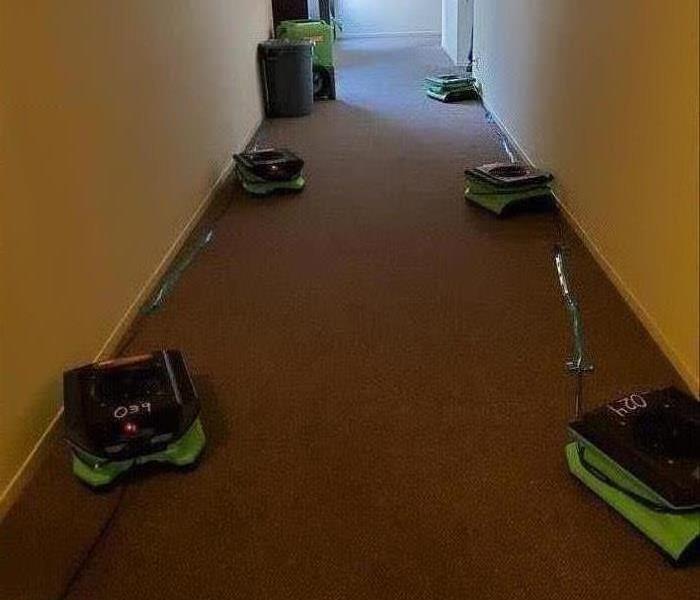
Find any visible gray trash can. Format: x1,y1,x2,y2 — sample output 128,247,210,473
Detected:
259,40,313,118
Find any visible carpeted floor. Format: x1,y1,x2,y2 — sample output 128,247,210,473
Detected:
0,37,696,600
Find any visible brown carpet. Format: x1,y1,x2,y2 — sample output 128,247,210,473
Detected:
1,37,696,600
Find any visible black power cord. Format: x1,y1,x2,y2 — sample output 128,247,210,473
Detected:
56,483,128,600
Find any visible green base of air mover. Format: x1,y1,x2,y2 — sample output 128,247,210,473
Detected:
240,176,306,196
566,441,700,562
426,87,478,103
236,165,305,196
72,418,206,488
464,188,554,216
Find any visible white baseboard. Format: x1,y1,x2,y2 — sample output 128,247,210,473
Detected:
339,30,440,40
0,119,261,521
0,409,64,523
555,201,699,397
478,93,699,397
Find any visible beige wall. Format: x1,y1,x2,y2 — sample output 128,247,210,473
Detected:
474,0,699,393
0,0,272,508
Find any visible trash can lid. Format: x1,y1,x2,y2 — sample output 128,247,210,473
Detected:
259,39,313,55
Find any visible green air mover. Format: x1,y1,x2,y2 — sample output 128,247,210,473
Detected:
424,74,478,103
64,351,206,488
277,19,336,100
465,162,555,215
554,246,699,563
234,148,306,196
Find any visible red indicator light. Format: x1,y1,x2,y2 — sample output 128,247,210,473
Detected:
123,421,139,436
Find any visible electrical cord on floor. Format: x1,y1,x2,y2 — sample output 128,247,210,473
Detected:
142,229,214,315
553,215,692,516
554,206,567,249
56,483,129,600
483,108,518,164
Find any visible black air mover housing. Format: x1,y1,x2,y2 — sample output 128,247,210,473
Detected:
234,149,305,182
570,387,700,509
64,350,200,462
465,162,553,188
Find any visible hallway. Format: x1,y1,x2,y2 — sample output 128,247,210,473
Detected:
1,37,696,599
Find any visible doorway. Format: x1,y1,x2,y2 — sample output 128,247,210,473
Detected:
441,0,473,66
335,0,441,38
